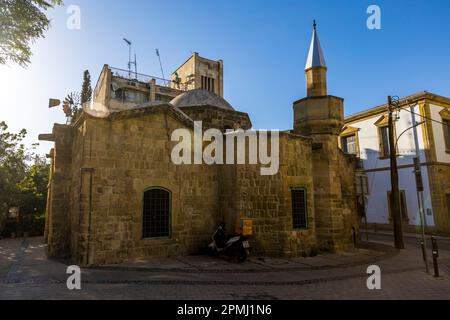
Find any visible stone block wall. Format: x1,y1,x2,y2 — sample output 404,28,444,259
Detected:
428,164,450,235
293,92,359,252
337,153,360,247
310,134,359,251
220,133,318,257
69,121,95,265
45,102,360,265
46,124,73,259
294,95,344,136
69,111,221,265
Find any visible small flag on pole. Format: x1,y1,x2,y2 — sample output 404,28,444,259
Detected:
48,99,61,108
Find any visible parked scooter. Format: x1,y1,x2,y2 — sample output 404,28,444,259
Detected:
208,222,251,263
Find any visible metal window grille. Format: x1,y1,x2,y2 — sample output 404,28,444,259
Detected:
292,189,308,229
143,188,171,238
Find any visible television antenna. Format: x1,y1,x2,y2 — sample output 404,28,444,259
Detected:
156,48,167,86
123,38,137,79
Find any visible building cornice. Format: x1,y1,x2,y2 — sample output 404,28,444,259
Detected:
293,95,344,105
345,91,450,124
363,161,450,173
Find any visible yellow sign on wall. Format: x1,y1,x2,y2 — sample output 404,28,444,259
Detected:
241,219,253,236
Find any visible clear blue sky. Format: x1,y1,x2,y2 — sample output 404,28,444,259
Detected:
1,0,450,155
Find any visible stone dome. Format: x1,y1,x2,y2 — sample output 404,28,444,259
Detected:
171,89,234,111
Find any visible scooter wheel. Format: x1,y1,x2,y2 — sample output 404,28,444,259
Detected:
236,246,248,263
208,247,218,257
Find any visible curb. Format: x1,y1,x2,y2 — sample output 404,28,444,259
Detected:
89,242,399,274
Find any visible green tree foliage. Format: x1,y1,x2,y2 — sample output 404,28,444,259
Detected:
72,70,93,123
18,157,49,216
0,0,64,67
0,121,49,237
0,121,28,214
81,70,93,105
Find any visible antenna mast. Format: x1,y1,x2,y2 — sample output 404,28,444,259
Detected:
156,49,167,86
134,54,138,78
123,38,137,79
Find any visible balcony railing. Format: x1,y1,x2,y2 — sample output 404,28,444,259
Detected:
110,67,188,91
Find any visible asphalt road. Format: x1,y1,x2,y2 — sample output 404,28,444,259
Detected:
365,232,450,251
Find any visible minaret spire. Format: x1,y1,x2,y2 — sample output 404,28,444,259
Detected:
294,19,344,138
305,20,327,97
305,20,327,71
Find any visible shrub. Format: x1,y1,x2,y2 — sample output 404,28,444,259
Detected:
1,214,45,238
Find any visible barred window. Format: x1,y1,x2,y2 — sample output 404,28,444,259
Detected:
292,188,308,229
142,188,171,239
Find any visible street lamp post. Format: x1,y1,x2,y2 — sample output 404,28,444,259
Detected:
410,105,430,274
391,99,429,273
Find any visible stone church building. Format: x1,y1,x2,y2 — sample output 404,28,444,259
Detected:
40,24,361,266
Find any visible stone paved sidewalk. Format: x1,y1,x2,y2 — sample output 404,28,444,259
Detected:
0,237,449,300
93,242,396,274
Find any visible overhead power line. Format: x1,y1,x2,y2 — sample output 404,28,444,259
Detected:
394,104,449,128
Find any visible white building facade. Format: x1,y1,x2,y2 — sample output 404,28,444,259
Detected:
342,92,450,235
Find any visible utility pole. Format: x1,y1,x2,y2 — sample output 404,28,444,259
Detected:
387,96,405,249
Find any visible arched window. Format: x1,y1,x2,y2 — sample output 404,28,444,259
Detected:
142,188,171,239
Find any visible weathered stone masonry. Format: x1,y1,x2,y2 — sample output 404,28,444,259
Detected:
41,25,361,266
